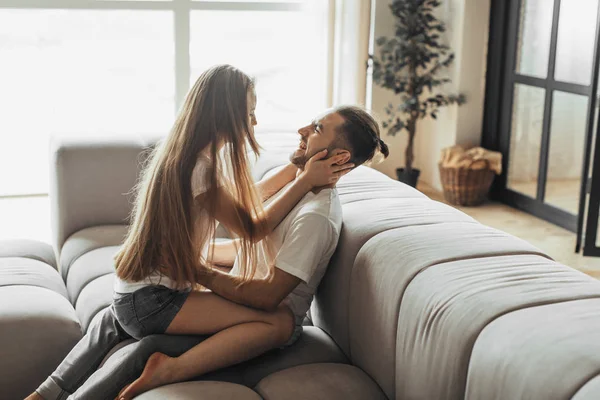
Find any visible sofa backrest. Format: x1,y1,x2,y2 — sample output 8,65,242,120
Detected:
50,135,157,254
306,164,553,399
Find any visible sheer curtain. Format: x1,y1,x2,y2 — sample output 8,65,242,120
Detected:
330,0,372,107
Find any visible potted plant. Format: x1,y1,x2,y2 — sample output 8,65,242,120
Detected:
370,0,466,187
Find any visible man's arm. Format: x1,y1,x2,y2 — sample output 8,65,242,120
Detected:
201,267,301,312
201,213,335,312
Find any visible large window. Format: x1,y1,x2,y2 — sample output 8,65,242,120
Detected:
0,0,330,196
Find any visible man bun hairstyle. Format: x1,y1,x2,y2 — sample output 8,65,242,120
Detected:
334,105,390,166
378,138,390,158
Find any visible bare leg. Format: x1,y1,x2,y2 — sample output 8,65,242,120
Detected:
118,291,294,399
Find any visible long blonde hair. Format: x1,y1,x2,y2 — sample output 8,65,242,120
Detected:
115,65,267,288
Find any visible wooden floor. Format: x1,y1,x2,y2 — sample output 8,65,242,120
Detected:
418,183,600,278
509,179,581,215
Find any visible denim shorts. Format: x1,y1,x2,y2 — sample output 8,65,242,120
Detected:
113,285,191,340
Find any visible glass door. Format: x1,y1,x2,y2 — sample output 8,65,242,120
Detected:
496,0,600,232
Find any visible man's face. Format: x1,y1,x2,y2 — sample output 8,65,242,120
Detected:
290,110,346,168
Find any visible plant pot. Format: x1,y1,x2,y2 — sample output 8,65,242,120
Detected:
396,168,420,187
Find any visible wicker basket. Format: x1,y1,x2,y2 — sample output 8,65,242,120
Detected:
438,160,495,206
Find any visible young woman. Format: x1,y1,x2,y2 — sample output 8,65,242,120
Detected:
110,64,351,397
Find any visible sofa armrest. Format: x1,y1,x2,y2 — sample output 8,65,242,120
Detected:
50,135,158,255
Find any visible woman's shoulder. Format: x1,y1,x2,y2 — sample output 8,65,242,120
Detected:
191,151,223,196
191,153,212,196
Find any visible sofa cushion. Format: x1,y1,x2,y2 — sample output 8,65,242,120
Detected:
335,165,425,205
60,225,126,281
0,287,82,399
136,381,262,400
312,197,476,357
0,257,67,298
348,222,549,399
573,375,600,400
0,248,81,400
75,273,114,331
466,298,600,400
66,245,119,304
0,239,56,268
395,255,600,400
59,227,124,331
255,363,387,400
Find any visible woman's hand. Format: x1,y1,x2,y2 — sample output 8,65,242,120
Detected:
298,149,355,189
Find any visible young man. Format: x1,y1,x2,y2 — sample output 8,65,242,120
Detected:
29,106,389,400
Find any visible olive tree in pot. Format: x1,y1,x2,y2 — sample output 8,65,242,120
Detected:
371,0,466,187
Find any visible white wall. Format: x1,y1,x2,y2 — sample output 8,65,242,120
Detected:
367,0,491,190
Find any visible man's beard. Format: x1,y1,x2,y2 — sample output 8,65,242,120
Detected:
290,148,308,169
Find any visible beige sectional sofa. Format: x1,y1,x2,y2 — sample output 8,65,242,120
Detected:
2,135,600,399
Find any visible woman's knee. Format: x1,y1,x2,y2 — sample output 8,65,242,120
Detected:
273,306,295,345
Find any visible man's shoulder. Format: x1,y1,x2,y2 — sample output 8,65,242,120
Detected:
295,189,342,232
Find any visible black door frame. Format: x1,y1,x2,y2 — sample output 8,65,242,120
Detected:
579,4,600,256
483,0,600,238
583,81,600,256
584,132,600,256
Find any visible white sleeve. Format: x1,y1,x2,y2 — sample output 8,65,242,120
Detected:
191,164,210,197
274,213,335,283
191,157,224,197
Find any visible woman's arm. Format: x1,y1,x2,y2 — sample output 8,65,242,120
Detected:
196,150,352,242
207,239,241,267
255,163,298,202
202,174,311,242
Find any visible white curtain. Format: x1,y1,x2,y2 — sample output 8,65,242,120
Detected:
329,0,373,107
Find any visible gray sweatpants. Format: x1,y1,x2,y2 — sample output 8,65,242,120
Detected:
36,306,206,400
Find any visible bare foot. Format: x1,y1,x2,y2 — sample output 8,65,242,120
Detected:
25,392,44,400
118,352,176,400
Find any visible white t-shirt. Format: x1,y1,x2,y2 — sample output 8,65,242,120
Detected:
230,181,342,325
113,154,217,294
